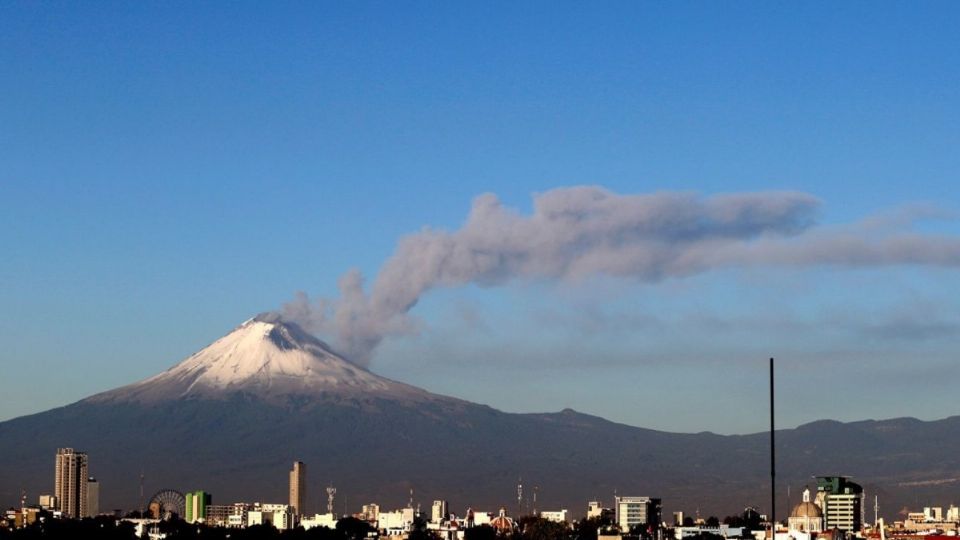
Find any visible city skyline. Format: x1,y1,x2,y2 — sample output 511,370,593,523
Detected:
3,3,960,435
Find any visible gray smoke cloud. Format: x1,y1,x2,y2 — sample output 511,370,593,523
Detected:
280,185,960,366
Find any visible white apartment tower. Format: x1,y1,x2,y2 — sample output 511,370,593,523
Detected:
54,448,89,518
289,461,306,515
432,500,448,523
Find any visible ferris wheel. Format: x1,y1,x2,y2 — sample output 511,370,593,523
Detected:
148,489,185,519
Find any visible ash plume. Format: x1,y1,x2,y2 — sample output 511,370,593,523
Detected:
280,185,960,366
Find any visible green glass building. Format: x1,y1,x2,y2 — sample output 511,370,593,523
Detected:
185,491,212,523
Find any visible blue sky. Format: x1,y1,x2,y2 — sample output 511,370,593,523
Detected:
2,2,959,433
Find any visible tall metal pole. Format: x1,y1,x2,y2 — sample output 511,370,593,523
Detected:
770,358,776,539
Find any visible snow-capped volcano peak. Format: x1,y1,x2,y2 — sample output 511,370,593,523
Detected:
88,315,436,404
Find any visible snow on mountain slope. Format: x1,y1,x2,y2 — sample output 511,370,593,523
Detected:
86,314,443,404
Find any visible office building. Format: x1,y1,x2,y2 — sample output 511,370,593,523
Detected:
85,477,99,517
54,448,89,518
816,476,863,532
185,491,212,523
290,461,306,516
615,496,662,532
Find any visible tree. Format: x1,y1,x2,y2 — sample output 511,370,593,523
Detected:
465,524,497,540
408,516,439,540
335,517,374,540
235,522,280,540
573,515,614,540
722,516,743,528
517,516,569,540
741,508,762,531
705,517,720,528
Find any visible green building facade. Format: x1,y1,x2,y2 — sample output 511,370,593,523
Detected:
185,491,211,523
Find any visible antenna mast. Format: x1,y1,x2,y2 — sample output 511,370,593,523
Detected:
327,485,337,515
770,358,776,539
517,479,523,517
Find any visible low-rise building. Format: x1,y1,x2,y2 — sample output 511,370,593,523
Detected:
540,510,568,523
248,503,293,530
379,508,416,535
615,496,662,533
302,513,339,530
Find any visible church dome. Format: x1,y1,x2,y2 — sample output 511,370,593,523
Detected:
491,508,514,532
790,501,823,519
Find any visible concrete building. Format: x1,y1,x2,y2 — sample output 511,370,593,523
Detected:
302,513,339,530
615,496,662,532
290,461,306,516
380,508,416,534
249,503,293,529
54,448,89,518
540,510,568,523
85,477,99,517
432,500,449,524
361,503,380,523
38,495,58,511
816,476,863,533
947,505,959,523
185,491,211,523
205,505,237,527
924,507,943,522
588,501,613,521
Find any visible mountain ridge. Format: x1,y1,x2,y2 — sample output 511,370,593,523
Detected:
1,317,958,519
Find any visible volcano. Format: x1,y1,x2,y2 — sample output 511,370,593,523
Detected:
87,314,444,406
1,316,959,520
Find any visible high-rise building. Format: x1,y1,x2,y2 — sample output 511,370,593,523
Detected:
615,496,662,532
54,448,89,518
816,476,863,532
185,491,212,523
432,500,448,523
85,477,99,517
289,461,306,515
